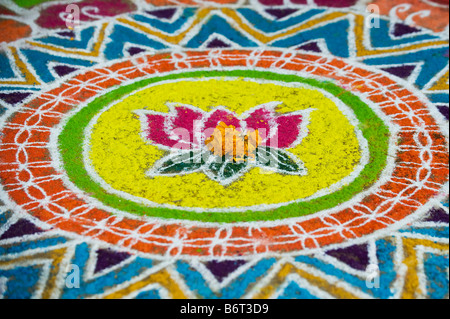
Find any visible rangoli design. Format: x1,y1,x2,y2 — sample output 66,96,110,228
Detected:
0,0,448,300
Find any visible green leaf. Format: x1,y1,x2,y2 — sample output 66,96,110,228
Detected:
255,147,304,174
206,157,248,181
149,150,208,175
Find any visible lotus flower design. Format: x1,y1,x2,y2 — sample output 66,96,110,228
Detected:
135,102,313,185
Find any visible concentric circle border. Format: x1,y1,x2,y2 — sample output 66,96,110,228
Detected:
0,49,448,258
60,70,387,222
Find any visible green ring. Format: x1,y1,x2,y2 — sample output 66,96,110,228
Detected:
59,70,389,222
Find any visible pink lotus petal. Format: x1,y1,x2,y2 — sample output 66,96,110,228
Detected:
145,114,180,148
273,114,303,149
245,108,273,143
143,106,203,149
245,107,303,148
170,107,203,147
203,109,241,138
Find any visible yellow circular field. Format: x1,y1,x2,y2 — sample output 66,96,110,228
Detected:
87,78,363,209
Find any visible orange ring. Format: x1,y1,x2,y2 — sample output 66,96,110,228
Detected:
0,50,448,257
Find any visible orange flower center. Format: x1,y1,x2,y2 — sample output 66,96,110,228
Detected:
205,122,261,162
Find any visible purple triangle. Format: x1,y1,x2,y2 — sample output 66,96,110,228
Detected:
436,105,449,120
393,23,421,37
146,8,177,20
0,5,16,16
381,65,416,79
325,244,370,271
0,92,32,105
297,42,322,53
206,38,231,48
127,47,147,56
53,65,79,77
94,248,131,273
423,207,449,224
265,8,298,20
57,30,75,38
204,260,247,282
0,219,43,240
